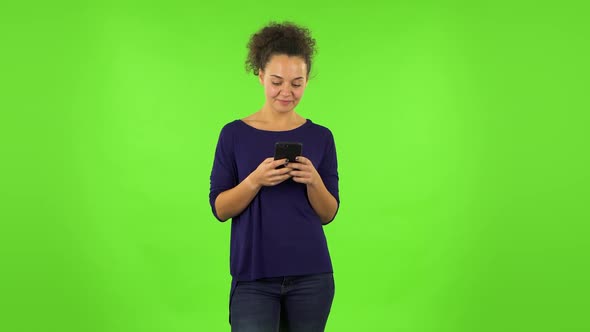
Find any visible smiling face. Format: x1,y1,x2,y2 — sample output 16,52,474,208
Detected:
258,54,308,113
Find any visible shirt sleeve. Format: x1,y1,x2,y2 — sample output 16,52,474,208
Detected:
209,124,238,222
317,129,340,225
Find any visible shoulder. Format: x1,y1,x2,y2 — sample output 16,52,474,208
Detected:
214,120,245,148
217,120,244,137
221,119,242,132
306,119,335,141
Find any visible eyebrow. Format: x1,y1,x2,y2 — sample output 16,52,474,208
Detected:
270,75,304,80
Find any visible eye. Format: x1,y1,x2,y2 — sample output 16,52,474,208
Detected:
272,82,302,87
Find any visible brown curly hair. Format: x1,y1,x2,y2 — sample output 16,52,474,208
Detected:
245,21,317,78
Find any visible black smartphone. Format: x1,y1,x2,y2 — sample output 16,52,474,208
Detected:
274,142,302,168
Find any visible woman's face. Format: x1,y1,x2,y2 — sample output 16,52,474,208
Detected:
259,54,308,113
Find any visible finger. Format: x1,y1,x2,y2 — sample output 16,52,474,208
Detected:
287,162,300,170
287,163,309,171
268,168,284,178
289,170,309,178
276,167,293,175
294,156,309,164
271,171,293,179
269,174,291,185
267,169,288,179
291,176,309,184
270,175,289,184
262,157,275,165
271,158,289,168
278,174,293,181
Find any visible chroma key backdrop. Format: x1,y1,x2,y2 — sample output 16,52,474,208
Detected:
1,1,588,332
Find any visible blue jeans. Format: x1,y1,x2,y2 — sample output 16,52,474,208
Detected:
229,272,335,332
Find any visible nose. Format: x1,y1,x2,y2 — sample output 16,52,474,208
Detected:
280,86,293,96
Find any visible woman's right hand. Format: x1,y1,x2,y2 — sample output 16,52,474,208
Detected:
214,157,292,221
247,158,293,188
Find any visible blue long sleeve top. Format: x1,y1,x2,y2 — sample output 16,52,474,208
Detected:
209,119,340,282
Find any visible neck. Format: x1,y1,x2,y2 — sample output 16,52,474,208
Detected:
259,103,299,125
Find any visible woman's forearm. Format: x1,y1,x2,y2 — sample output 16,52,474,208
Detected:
306,179,338,224
214,175,261,221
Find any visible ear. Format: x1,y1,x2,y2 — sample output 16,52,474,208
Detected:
258,69,264,85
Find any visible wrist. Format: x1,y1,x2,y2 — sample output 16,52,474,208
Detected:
244,174,261,191
306,175,322,189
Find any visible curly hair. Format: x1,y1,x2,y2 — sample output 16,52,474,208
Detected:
245,21,317,78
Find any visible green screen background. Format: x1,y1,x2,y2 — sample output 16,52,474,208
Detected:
1,1,588,331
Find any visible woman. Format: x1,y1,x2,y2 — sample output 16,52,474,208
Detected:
209,21,340,332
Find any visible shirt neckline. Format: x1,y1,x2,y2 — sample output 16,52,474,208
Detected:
237,118,312,133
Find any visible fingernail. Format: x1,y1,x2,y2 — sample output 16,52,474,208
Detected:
295,157,299,161
285,158,289,162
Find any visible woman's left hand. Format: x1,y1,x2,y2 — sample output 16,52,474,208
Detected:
287,156,321,186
